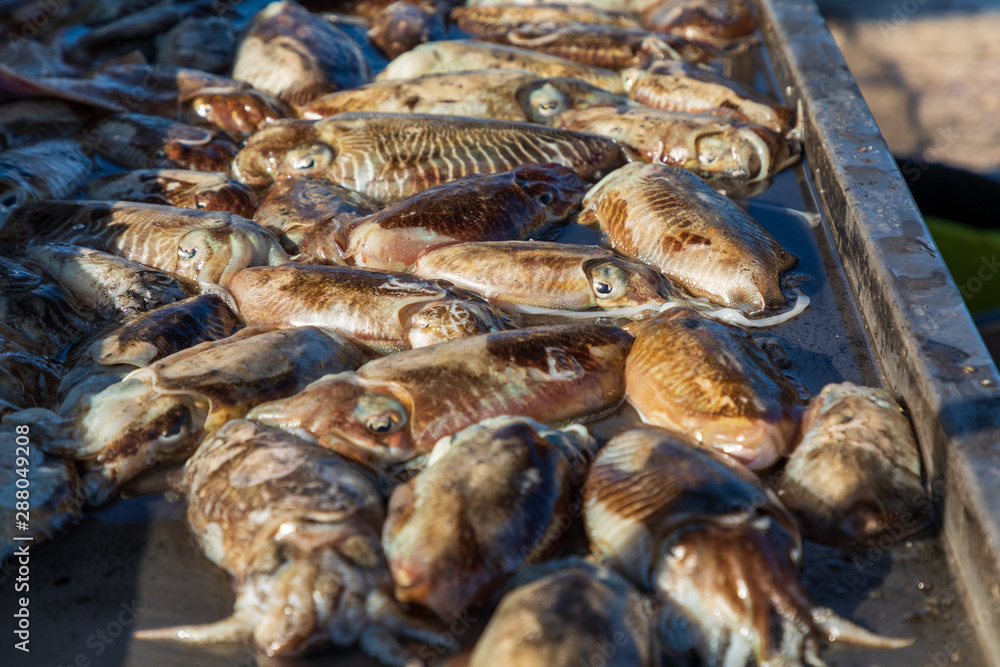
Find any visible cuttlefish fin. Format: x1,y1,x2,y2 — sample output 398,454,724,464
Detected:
134,610,255,645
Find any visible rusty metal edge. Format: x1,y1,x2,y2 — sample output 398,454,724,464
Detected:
750,0,1000,661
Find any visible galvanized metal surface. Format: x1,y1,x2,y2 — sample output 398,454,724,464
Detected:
752,0,1000,662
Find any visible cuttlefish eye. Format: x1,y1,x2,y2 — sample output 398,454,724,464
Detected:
537,192,554,206
158,411,190,445
528,85,567,118
195,102,213,118
0,193,18,207
588,262,629,301
366,411,403,434
178,247,197,259
286,143,333,173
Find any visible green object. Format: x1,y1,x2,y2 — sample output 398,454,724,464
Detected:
925,216,1000,314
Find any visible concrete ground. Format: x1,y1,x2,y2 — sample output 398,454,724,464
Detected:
815,0,1000,178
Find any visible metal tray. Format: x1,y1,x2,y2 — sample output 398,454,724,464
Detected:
4,0,1000,665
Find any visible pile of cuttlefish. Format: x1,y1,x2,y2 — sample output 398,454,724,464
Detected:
0,0,931,665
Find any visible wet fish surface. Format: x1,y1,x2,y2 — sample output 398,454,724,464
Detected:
624,307,801,469
777,382,929,546
83,169,260,218
344,164,587,271
580,162,797,314
233,113,625,200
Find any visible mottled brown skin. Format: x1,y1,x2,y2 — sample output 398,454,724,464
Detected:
623,62,794,134
233,0,370,108
84,169,259,218
82,113,239,174
36,325,368,506
228,265,505,354
156,15,236,74
624,308,801,469
377,40,626,94
248,324,632,469
233,114,626,200
413,240,673,312
554,107,794,185
88,294,240,368
182,86,296,136
642,0,755,49
3,201,288,291
345,164,587,271
581,163,796,314
452,4,643,34
369,1,446,60
254,176,380,258
300,70,539,121
383,418,582,620
583,426,907,665
475,23,715,69
778,382,928,547
469,560,656,667
138,419,430,661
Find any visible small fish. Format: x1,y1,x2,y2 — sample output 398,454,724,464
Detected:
254,176,380,259
87,293,240,368
580,163,797,314
469,559,658,667
778,382,929,546
344,164,587,272
21,326,367,505
228,265,506,354
83,169,259,218
383,416,595,620
623,61,794,134
27,243,188,322
553,107,796,184
413,240,675,317
583,425,912,666
156,15,237,74
135,418,440,663
233,0,371,108
475,23,714,69
378,40,626,93
452,4,644,34
624,308,801,469
368,1,446,60
248,323,633,468
232,113,625,200
4,201,289,293
80,113,240,174
0,139,95,230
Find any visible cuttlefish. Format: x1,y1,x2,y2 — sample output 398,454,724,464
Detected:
583,425,912,666
232,113,625,200
248,323,633,471
580,162,798,315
